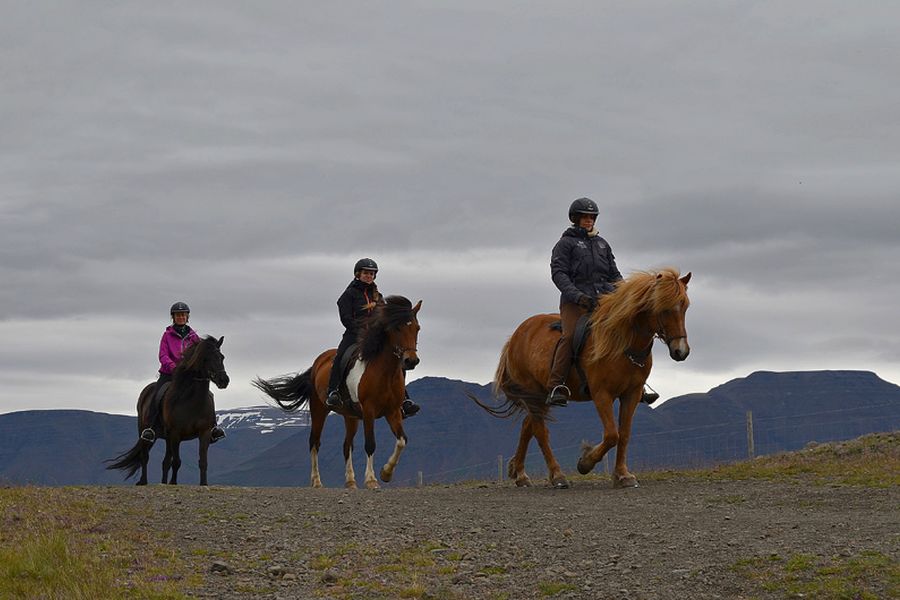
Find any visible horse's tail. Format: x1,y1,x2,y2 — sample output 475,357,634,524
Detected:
252,368,314,412
467,340,531,419
105,440,150,479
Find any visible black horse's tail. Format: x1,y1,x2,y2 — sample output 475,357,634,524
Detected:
105,439,151,479
252,368,314,412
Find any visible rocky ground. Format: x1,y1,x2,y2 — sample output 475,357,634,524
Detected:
79,471,898,599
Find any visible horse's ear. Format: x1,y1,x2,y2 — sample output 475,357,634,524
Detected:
217,336,224,348
412,300,422,315
680,272,692,287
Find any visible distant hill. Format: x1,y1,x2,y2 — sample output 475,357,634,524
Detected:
1,371,897,487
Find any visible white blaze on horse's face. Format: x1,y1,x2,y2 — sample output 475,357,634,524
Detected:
661,303,690,362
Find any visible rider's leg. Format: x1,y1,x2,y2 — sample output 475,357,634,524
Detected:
141,373,171,442
326,331,356,410
401,372,420,418
546,302,587,406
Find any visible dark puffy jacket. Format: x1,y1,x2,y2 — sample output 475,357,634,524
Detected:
337,279,384,333
550,227,623,305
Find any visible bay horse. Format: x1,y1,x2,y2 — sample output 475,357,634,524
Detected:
107,336,230,486
253,296,421,489
473,268,691,489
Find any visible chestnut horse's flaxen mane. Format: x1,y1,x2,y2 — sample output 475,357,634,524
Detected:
587,268,688,364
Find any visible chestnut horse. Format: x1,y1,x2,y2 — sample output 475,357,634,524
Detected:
473,269,691,489
253,296,421,489
107,336,230,486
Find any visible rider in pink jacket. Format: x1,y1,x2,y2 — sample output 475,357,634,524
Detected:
140,302,226,443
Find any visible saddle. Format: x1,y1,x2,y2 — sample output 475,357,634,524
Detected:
336,342,361,399
549,313,592,396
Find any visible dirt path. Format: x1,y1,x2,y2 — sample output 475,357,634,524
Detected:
78,474,897,599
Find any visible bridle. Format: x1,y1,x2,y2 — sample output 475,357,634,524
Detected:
392,345,417,360
625,314,686,368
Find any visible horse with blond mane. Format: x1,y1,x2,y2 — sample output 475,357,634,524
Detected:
472,268,691,489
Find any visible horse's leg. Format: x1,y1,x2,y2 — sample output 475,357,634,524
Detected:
307,408,326,488
611,390,642,488
198,432,210,486
379,411,407,483
162,438,172,484
508,414,534,487
577,392,619,476
362,414,379,490
531,417,568,489
137,442,150,486
342,416,359,489
169,438,182,485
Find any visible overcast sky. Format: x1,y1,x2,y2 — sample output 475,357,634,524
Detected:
2,1,899,416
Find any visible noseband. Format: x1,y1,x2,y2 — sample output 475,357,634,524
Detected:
625,316,686,368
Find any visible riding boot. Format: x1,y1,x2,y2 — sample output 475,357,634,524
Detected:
210,426,226,443
640,387,660,405
325,389,343,411
401,390,420,419
546,302,583,407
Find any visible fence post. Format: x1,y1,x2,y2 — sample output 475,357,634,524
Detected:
746,411,755,459
417,471,423,487
497,455,503,483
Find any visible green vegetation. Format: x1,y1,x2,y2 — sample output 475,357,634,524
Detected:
537,580,577,596
0,487,191,599
700,432,899,487
731,551,899,599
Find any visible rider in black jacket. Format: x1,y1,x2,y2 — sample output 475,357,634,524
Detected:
546,198,659,407
325,258,420,418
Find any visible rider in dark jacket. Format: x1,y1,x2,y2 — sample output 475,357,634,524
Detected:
325,258,420,418
546,198,659,407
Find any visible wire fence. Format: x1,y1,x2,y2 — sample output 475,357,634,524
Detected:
394,403,900,486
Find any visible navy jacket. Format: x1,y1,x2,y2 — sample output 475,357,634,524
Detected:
550,227,623,305
337,279,384,334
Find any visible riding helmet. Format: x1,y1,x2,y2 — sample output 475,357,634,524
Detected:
568,197,600,223
354,258,379,275
170,301,191,315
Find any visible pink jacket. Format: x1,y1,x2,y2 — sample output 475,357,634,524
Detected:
158,325,201,375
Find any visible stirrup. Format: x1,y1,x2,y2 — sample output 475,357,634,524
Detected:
140,428,156,443
546,385,571,407
210,427,226,443
401,399,420,419
325,390,343,410
640,390,660,405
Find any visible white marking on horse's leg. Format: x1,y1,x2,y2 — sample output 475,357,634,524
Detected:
346,360,367,406
364,453,379,489
310,447,322,488
344,452,356,488
381,436,407,481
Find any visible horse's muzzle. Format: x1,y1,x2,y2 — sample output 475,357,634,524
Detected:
214,373,231,389
403,356,420,370
667,338,690,362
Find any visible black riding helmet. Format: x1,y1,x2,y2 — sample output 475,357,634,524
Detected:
568,197,599,223
170,301,190,315
354,258,378,277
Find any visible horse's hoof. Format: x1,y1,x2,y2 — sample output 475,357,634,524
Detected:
365,480,380,490
613,474,639,489
135,481,147,486
380,469,393,483
576,458,594,475
345,481,357,490
515,477,532,487
551,476,570,489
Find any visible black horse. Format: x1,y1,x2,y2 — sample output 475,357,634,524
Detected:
107,336,229,485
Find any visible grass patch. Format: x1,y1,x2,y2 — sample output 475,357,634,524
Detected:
538,581,577,596
0,487,191,599
732,550,899,599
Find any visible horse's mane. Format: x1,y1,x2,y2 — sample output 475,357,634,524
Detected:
175,336,217,375
359,296,415,361
587,268,688,364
